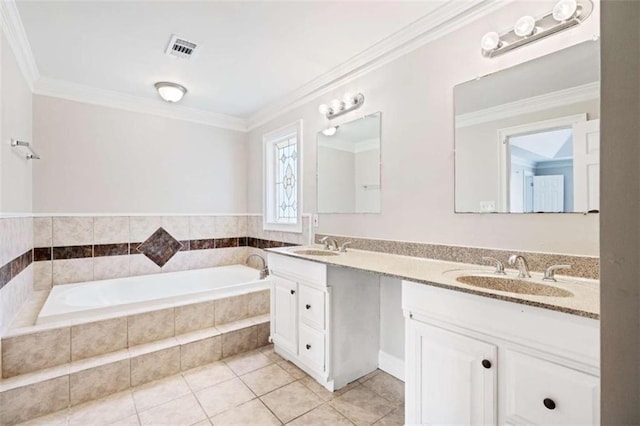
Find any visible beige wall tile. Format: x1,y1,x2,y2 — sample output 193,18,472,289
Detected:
189,216,216,240
257,322,270,347
161,216,190,241
160,251,195,273
2,328,70,378
94,256,130,281
247,289,270,317
214,216,241,238
33,261,52,291
53,258,93,285
70,359,130,406
129,216,161,242
0,376,70,425
174,302,214,335
129,254,161,276
180,336,221,370
34,217,52,247
53,217,93,246
215,295,248,326
221,326,257,358
71,317,127,361
128,308,175,346
130,346,180,387
94,217,129,244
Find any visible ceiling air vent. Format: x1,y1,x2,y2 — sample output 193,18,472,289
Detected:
165,34,198,59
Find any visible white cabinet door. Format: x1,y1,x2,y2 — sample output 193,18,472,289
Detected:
406,318,497,425
272,276,298,354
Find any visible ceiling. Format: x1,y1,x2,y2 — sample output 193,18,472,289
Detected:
511,128,573,162
16,1,446,120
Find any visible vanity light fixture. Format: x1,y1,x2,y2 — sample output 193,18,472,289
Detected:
480,0,593,58
155,81,187,103
318,92,365,120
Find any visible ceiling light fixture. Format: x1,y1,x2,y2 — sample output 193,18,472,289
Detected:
480,0,593,58
318,93,365,120
322,126,338,137
155,82,187,103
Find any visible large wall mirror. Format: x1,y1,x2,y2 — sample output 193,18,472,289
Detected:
454,41,600,213
317,112,381,213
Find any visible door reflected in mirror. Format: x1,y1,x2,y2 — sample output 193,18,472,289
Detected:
317,112,381,214
454,41,600,214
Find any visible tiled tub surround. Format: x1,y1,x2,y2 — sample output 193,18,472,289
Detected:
32,215,311,289
0,288,271,425
315,234,599,280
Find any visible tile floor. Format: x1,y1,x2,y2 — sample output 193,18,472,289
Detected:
17,345,404,426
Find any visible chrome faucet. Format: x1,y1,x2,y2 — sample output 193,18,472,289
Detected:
246,254,269,279
508,255,531,278
339,241,352,253
319,236,338,251
482,257,506,275
543,265,572,282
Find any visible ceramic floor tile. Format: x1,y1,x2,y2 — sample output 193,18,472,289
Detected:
287,403,354,426
260,381,324,423
192,420,212,426
224,349,272,376
373,406,404,426
68,391,137,426
360,372,404,405
357,369,381,384
132,375,191,412
16,409,69,426
259,345,285,364
240,363,296,396
299,376,336,402
209,398,281,426
182,361,236,392
194,377,255,418
107,414,141,426
276,360,307,380
329,386,396,426
138,394,207,426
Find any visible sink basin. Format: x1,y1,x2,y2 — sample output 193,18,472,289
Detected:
293,249,340,257
456,275,574,297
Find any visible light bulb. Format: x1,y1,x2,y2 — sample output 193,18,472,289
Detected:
342,92,355,107
553,0,578,21
330,99,343,113
514,15,536,37
480,31,501,51
322,127,338,137
318,104,329,115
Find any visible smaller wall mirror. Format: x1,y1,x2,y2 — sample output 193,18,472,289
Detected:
317,112,381,213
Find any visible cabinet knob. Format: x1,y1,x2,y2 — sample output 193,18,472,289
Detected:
290,289,295,295
306,344,311,350
305,304,311,310
543,398,556,410
481,359,492,369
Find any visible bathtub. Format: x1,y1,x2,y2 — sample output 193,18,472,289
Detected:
37,264,269,325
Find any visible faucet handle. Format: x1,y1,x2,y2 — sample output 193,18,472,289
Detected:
543,265,571,282
339,241,352,253
319,236,330,250
482,257,506,275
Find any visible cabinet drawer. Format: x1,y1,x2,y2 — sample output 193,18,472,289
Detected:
505,350,599,425
299,284,325,330
298,323,325,371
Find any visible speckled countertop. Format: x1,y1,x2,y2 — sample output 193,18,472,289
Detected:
266,245,600,319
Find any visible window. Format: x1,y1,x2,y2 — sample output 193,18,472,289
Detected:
263,120,302,232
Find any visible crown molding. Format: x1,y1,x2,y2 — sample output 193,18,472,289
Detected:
0,0,40,90
455,81,600,128
246,0,509,131
34,77,248,132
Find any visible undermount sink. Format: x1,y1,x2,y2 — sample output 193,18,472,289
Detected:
293,249,340,257
455,275,574,298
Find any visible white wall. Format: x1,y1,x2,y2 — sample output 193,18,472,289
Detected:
32,95,248,214
0,32,33,214
246,0,600,256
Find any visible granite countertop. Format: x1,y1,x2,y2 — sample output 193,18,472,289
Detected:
266,245,600,319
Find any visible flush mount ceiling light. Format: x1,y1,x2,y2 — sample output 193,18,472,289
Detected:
480,0,593,58
322,126,338,137
318,93,365,120
155,82,187,103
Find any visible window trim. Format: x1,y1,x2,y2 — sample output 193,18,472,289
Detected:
263,119,303,233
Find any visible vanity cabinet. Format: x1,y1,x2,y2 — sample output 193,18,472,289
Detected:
403,280,600,425
268,253,380,391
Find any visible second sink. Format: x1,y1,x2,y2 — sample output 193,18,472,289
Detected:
456,275,574,297
293,249,340,257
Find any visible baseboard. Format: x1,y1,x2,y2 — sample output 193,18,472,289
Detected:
378,350,404,381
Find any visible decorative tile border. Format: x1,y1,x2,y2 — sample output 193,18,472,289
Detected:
0,250,33,290
315,234,599,280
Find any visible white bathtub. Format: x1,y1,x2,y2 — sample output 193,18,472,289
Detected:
37,264,269,325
